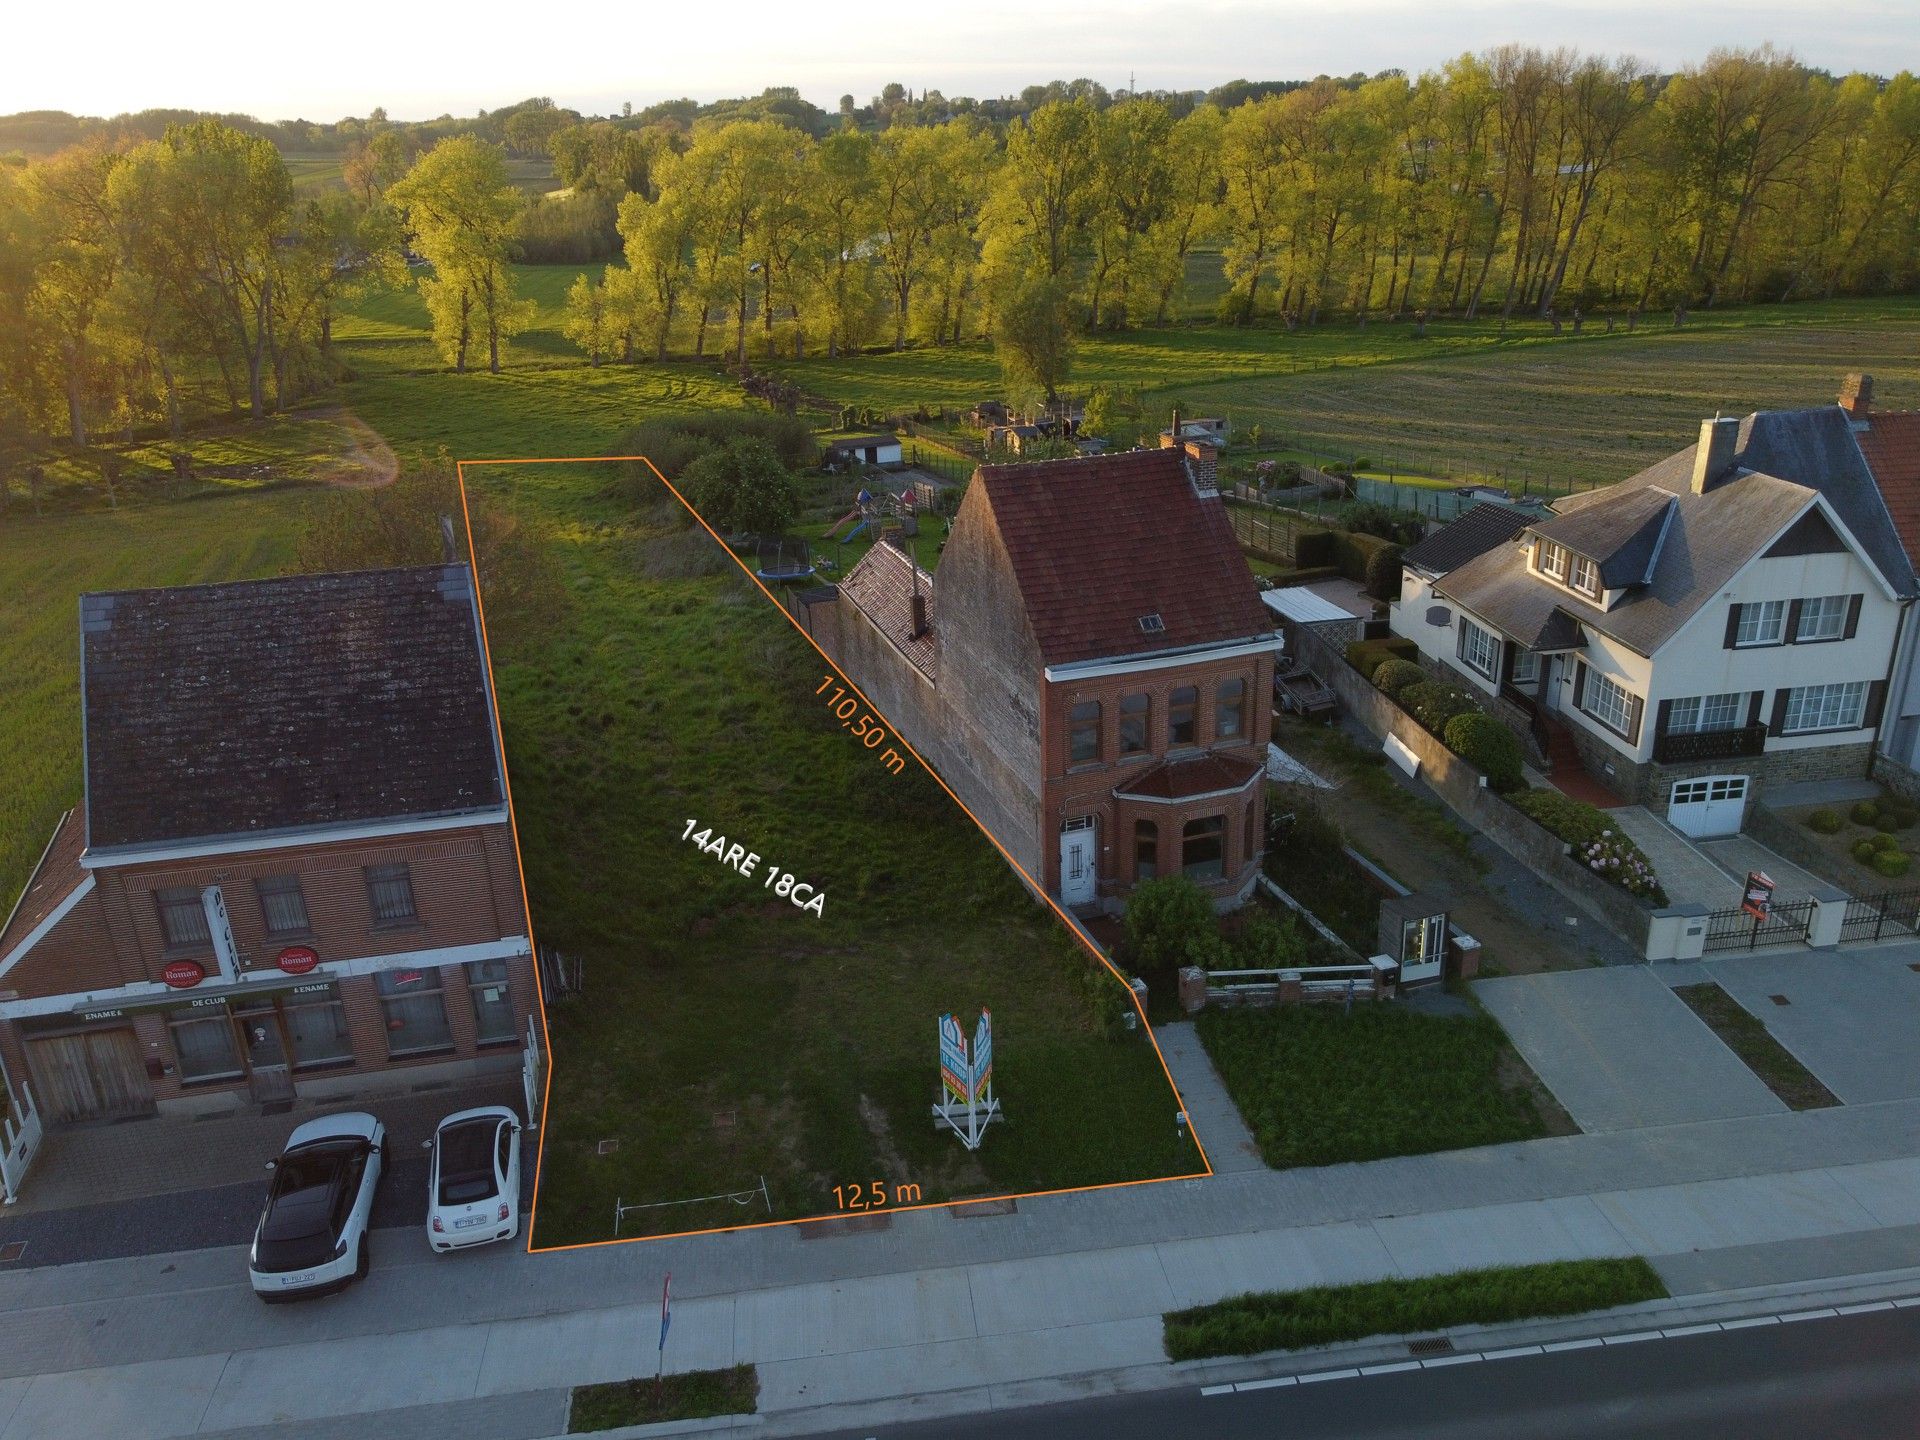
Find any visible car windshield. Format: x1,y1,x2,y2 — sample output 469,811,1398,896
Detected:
436,1120,501,1206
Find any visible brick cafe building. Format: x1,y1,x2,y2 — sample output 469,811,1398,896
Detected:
0,564,536,1125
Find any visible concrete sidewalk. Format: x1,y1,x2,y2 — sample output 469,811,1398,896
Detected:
1153,1023,1264,1174
7,1147,1920,1439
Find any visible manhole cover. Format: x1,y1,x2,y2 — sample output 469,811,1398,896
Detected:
1407,1336,1455,1357
0,1242,26,1263
1769,994,1791,1006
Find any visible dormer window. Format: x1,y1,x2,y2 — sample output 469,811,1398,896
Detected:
1535,539,1599,599
1569,554,1600,598
1538,539,1569,583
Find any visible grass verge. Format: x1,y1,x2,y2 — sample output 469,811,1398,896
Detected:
1163,1258,1668,1360
569,1365,758,1432
1195,1004,1551,1168
1672,983,1841,1111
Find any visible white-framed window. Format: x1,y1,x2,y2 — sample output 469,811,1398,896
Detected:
1511,650,1540,685
1459,617,1500,679
1581,668,1636,737
1668,692,1744,735
1537,540,1569,582
1782,681,1868,735
1734,600,1787,647
1795,595,1850,642
1569,554,1601,597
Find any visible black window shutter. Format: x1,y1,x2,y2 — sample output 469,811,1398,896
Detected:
1784,599,1803,644
1626,693,1645,745
1746,691,1764,727
1768,689,1789,737
1865,679,1888,729
1723,604,1743,648
1572,661,1587,710
1655,699,1674,738
1455,622,1468,660
1844,594,1863,639
1501,640,1515,684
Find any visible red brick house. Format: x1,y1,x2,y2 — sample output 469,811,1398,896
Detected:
0,564,534,1125
815,446,1276,914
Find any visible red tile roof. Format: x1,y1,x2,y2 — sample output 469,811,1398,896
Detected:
839,540,939,682
974,449,1272,667
1114,753,1263,801
1857,411,1920,565
0,809,87,964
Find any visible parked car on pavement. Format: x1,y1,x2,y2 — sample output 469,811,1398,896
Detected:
248,1112,385,1302
424,1106,522,1252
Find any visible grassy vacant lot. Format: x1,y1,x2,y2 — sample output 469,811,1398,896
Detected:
569,1365,758,1432
1163,1258,1668,1360
478,460,1200,1246
1196,1004,1554,1169
1672,984,1840,1111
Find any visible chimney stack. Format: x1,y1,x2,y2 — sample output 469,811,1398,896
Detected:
909,591,929,639
1839,373,1874,423
1692,416,1740,495
1164,406,1182,451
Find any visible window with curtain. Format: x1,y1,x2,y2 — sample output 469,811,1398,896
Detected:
255,875,311,937
376,967,452,1055
1134,821,1158,881
156,888,211,950
365,863,418,926
466,960,516,1045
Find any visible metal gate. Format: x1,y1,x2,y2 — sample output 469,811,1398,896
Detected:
1840,887,1920,945
1,1074,43,1204
1702,898,1814,953
521,1014,544,1130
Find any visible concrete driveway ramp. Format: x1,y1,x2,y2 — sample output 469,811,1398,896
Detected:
1474,968,1787,1133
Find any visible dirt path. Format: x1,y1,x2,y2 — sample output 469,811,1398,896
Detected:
305,406,399,489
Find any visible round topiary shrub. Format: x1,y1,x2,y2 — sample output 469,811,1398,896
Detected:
1873,832,1902,853
1444,711,1526,792
1851,800,1880,826
1805,809,1844,835
1401,680,1479,736
1875,813,1901,833
1372,658,1427,701
1852,838,1879,863
1872,849,1912,878
1886,804,1919,831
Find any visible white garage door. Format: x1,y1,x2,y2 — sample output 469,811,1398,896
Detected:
1668,775,1749,838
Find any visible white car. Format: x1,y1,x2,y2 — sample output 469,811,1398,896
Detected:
424,1106,522,1252
249,1112,385,1301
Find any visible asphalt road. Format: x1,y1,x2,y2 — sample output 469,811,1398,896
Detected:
811,1308,1920,1440
0,1143,538,1268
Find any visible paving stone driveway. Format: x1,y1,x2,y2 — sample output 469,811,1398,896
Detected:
1705,947,1920,1104
1474,967,1786,1133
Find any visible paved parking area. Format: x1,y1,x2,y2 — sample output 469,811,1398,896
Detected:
1609,807,1837,912
1475,967,1787,1132
1705,948,1920,1105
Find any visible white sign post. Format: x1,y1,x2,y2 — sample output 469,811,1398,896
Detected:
932,1009,1002,1151
201,885,241,982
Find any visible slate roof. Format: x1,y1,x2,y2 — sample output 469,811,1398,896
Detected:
1113,752,1263,801
974,448,1273,668
81,564,505,852
0,810,86,965
1531,486,1675,588
839,540,939,682
1437,472,1815,656
1855,409,1920,566
1401,502,1536,577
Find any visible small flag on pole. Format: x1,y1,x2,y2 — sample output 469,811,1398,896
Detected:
660,1272,672,1353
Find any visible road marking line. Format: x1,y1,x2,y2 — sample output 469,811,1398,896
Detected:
1835,1301,1896,1315
1359,1362,1425,1376
1659,1324,1721,1338
1602,1330,1663,1344
1200,1384,1236,1397
1482,1345,1543,1360
1237,1376,1297,1392
1541,1338,1606,1353
1778,1309,1838,1323
1420,1354,1484,1368
1719,1316,1779,1330
1297,1368,1360,1384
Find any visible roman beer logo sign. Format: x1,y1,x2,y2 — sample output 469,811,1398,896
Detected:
275,945,320,975
161,959,206,989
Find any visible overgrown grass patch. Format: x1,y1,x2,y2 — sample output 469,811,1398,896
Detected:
568,1365,758,1432
1195,1004,1551,1168
1672,983,1840,1111
1163,1258,1668,1360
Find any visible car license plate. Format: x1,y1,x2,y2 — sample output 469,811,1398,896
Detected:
280,1272,317,1287
454,1215,487,1229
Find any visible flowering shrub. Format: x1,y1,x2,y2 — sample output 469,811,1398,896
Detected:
1510,787,1669,906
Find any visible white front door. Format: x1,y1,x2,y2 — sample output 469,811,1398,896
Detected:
1060,822,1097,906
1668,775,1749,838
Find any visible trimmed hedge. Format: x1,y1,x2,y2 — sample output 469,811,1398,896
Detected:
1365,543,1406,600
1444,712,1525,793
1873,850,1913,877
1296,526,1400,585
1347,636,1417,678
1400,679,1478,735
1372,658,1427,702
1804,809,1844,834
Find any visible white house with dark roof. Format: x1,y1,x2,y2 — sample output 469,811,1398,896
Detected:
1391,409,1915,834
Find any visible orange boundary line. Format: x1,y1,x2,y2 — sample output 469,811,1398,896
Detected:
454,453,1214,1254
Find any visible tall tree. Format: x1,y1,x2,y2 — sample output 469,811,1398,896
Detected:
388,136,529,372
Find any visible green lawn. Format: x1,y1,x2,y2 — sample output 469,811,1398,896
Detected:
1672,983,1841,1111
569,1366,758,1432
1195,1004,1552,1169
1163,1258,1668,1360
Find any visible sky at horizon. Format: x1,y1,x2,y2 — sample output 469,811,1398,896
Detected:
12,0,1915,122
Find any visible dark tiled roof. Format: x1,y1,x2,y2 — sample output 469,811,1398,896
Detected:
1401,502,1536,577
1439,472,1813,656
82,565,504,851
839,541,939,682
1856,410,1920,567
1532,487,1675,587
0,810,86,963
1114,752,1263,801
974,449,1272,667
825,434,899,451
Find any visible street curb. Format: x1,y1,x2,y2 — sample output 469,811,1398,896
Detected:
562,1413,764,1439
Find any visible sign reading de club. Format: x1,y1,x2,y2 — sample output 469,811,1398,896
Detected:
161,959,206,989
275,945,320,975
